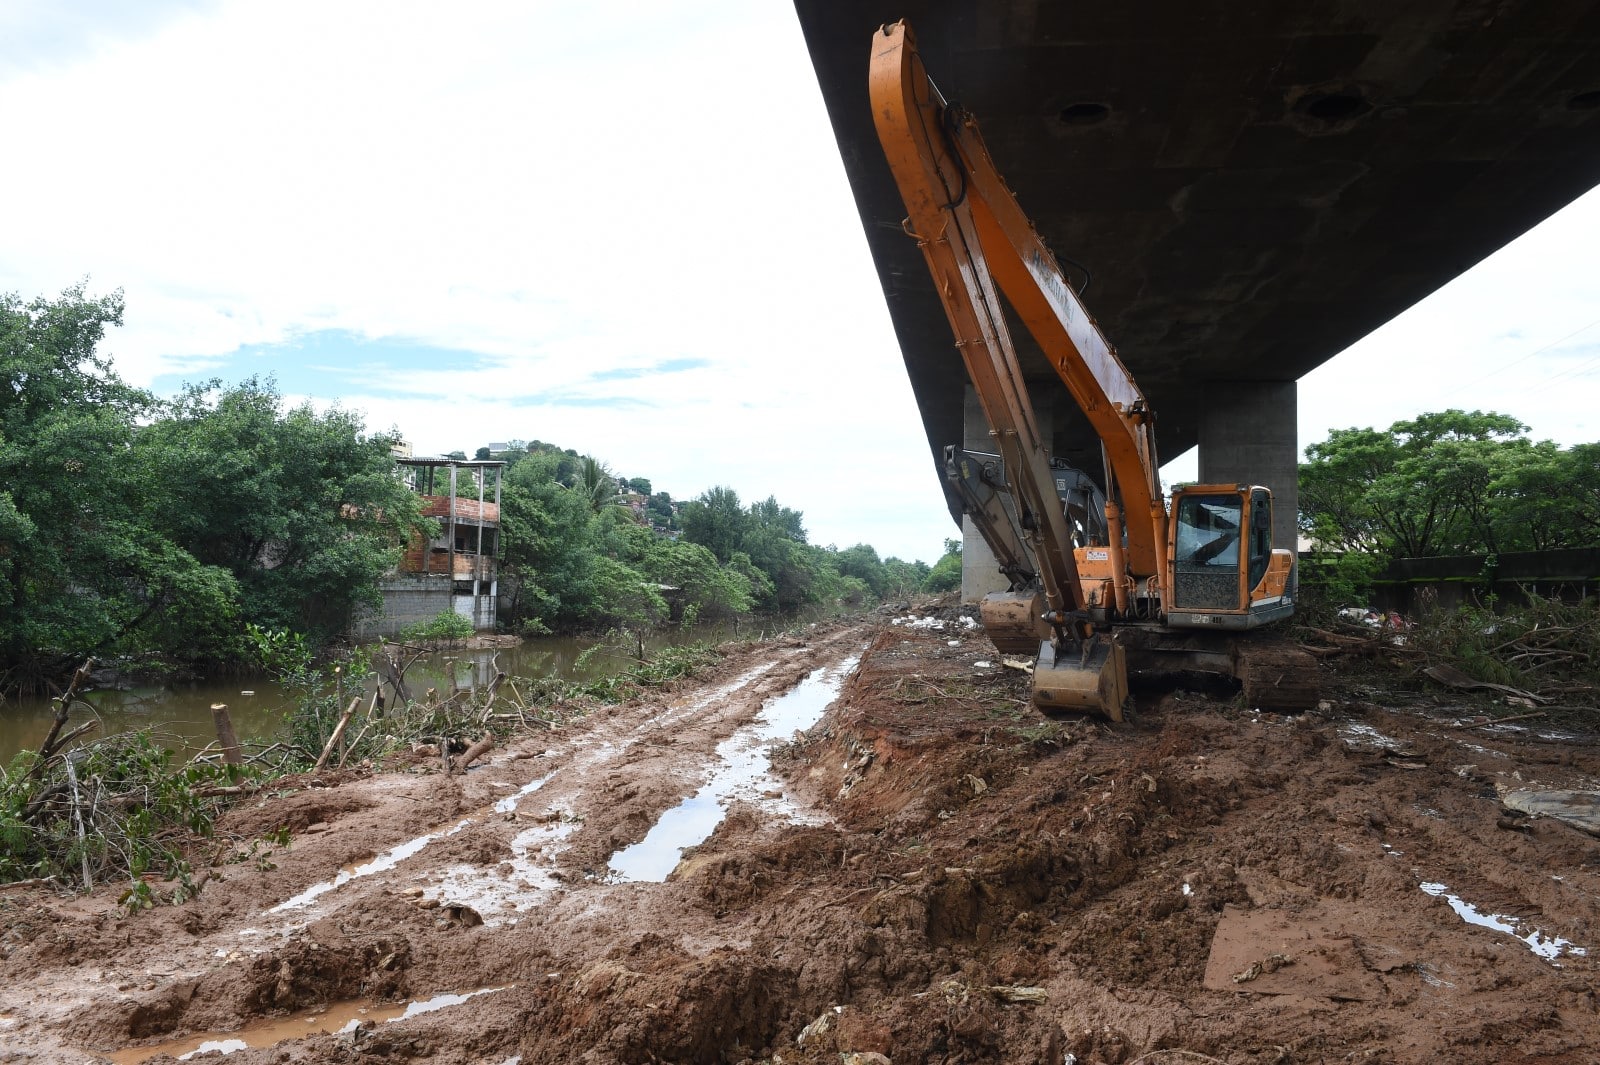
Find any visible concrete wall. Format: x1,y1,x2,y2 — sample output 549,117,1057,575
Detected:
351,574,498,639
1369,548,1600,614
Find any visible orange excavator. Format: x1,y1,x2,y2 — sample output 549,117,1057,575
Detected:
870,21,1315,719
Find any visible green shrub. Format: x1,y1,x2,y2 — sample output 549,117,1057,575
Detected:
1296,550,1385,624
0,732,264,889
399,610,476,645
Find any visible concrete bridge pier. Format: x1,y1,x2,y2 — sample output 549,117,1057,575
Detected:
1197,379,1300,590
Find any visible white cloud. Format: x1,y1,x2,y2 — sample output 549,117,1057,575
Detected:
3,1,1597,565
0,0,955,563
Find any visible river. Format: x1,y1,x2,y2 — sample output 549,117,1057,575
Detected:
0,622,780,763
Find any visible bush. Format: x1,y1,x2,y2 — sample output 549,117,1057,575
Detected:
400,610,476,645
0,732,263,890
923,541,963,594
1407,594,1600,689
1296,550,1385,624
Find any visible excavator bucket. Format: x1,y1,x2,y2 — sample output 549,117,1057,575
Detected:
1032,636,1128,721
978,590,1049,655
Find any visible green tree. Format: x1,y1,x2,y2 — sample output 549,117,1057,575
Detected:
0,285,238,686
498,451,604,630
134,378,429,642
1489,440,1600,551
646,491,676,530
641,540,755,624
1300,410,1538,558
575,455,616,513
835,544,889,598
922,538,963,593
882,556,931,598
680,486,750,563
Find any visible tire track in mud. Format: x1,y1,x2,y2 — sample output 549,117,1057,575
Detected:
11,612,1600,1064
4,623,870,1064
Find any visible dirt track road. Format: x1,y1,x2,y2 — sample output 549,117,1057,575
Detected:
4,608,1600,1064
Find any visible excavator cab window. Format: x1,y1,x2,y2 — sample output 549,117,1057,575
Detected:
1171,492,1245,611
1247,490,1272,594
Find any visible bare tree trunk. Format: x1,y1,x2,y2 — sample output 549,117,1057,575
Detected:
210,704,243,765
31,660,94,777
314,697,363,771
64,756,92,891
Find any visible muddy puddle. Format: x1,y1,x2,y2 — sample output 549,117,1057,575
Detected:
607,655,857,882
1420,880,1589,962
267,817,475,914
105,987,511,1063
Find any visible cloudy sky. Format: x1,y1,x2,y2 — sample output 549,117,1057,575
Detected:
2,1,1596,564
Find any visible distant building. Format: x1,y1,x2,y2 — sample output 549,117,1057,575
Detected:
352,458,505,639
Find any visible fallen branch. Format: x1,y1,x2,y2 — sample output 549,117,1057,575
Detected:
0,876,58,893
1424,664,1551,704
1127,1052,1231,1065
337,691,383,769
50,720,98,751
193,782,263,798
28,659,95,779
451,733,495,774
1306,627,1419,655
477,671,508,726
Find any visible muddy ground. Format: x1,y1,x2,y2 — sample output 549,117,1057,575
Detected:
4,604,1600,1064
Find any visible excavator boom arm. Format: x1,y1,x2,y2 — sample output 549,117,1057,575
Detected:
869,21,1085,613
870,21,1167,583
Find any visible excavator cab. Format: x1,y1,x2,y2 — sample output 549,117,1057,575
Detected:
1167,486,1293,628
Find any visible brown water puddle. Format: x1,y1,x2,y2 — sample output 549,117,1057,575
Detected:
103,986,509,1063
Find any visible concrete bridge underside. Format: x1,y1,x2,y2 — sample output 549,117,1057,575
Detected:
794,0,1600,585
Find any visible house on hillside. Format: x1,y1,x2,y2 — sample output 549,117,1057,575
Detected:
352,457,505,639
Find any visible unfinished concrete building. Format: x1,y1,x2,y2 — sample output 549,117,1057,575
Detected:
353,458,505,639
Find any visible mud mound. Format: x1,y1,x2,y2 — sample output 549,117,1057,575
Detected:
6,616,1600,1063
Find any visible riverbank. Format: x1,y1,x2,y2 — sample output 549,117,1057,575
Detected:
0,617,812,764
4,605,1600,1062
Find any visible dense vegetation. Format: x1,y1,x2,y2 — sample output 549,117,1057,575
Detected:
482,445,934,635
1,286,948,696
1,286,429,695
1298,409,1599,605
